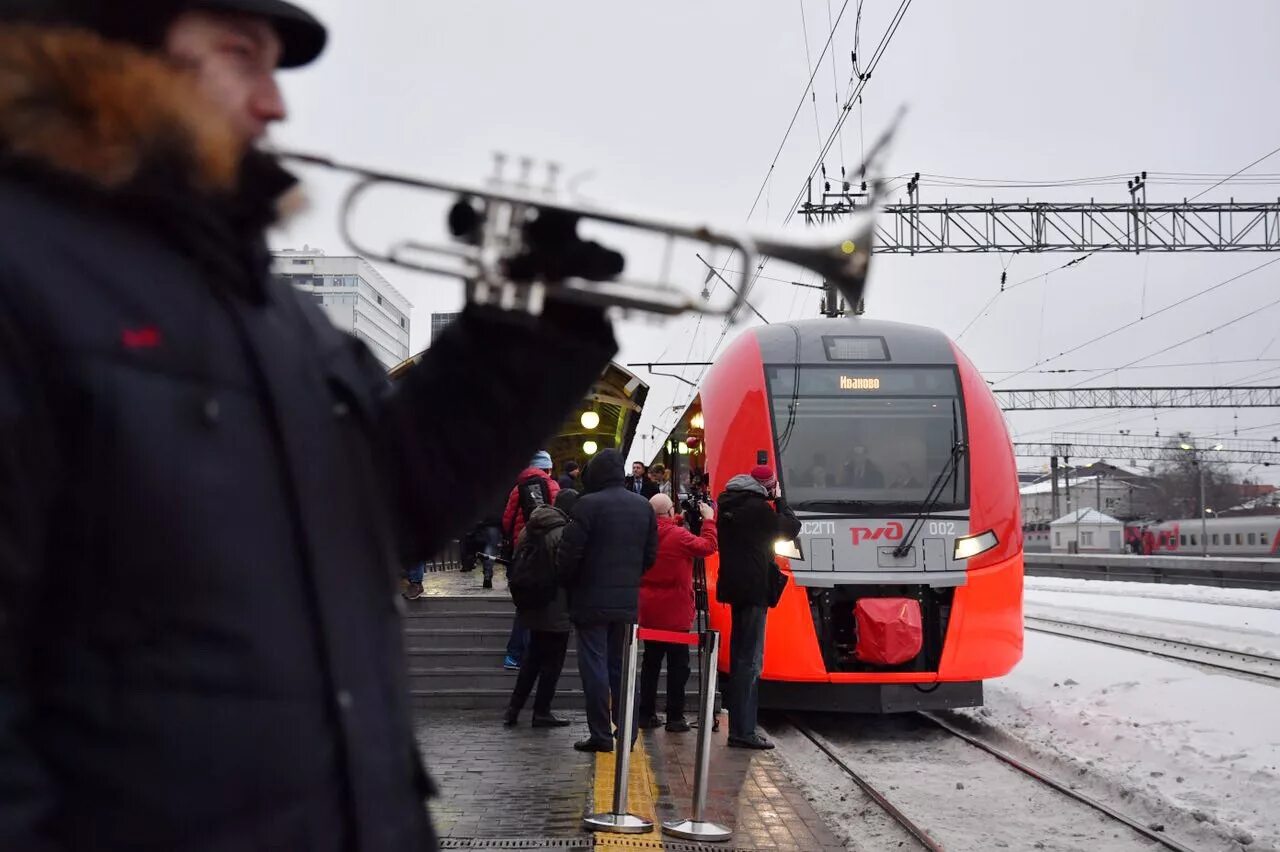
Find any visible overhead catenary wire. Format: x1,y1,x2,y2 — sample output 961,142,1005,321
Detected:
991,256,1280,387
743,0,853,225
954,142,1280,345
656,0,857,431
1071,294,1280,388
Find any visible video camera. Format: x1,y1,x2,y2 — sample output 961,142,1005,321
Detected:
680,494,713,535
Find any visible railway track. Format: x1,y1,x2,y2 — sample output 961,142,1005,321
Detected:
1024,614,1280,682
787,713,1198,852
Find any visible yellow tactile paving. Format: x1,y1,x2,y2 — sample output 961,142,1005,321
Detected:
591,731,665,851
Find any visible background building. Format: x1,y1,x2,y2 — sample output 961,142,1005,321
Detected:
1049,509,1125,554
271,247,412,370
430,312,461,345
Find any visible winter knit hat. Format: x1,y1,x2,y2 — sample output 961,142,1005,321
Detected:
750,465,778,490
530,450,553,471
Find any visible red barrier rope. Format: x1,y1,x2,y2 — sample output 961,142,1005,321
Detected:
637,627,700,646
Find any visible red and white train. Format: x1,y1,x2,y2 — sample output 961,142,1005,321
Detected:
659,317,1023,711
1126,516,1280,557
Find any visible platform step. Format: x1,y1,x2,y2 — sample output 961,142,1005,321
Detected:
402,596,513,615
408,648,579,667
403,628,513,651
402,612,516,632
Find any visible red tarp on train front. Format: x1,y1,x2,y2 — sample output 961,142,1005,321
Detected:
854,598,923,665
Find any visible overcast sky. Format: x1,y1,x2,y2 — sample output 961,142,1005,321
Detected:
270,0,1280,483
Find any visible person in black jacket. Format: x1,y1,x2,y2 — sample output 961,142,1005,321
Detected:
0,4,616,850
557,460,580,491
624,460,660,498
557,449,658,752
714,465,801,750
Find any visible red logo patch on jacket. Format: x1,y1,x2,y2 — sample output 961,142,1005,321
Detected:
121,326,162,349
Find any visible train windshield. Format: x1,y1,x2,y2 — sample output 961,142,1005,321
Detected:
764,365,968,512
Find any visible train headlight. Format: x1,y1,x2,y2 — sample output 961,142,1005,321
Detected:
953,530,998,561
774,539,804,561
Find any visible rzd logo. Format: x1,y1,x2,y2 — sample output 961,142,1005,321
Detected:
850,521,904,546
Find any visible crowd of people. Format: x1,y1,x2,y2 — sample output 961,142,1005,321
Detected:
493,452,799,752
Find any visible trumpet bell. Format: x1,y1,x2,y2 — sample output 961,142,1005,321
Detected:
752,205,877,309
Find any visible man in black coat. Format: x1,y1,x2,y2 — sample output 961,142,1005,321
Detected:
0,3,615,850
624,460,660,499
714,466,801,750
557,449,658,751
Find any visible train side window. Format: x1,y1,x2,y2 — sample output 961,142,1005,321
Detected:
1263,533,1270,545
1179,534,1187,546
1236,534,1244,546
1211,534,1219,545
1248,533,1257,545
1190,534,1198,546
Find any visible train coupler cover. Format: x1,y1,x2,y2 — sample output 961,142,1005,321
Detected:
854,598,923,665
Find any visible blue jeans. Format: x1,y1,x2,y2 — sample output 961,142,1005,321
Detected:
479,525,501,581
406,563,425,584
506,622,529,662
727,604,767,740
576,622,638,743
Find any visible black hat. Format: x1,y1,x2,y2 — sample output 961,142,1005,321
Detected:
0,0,326,68
192,0,326,68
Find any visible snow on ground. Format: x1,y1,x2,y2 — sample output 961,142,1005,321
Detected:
961,616,1280,850
1026,577,1280,612
1025,598,1280,659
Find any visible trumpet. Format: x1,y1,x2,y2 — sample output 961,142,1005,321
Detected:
280,120,896,318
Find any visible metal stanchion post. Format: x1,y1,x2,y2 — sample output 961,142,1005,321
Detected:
582,623,653,834
662,629,731,842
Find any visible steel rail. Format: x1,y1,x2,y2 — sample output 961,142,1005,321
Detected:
786,716,943,852
1024,615,1280,682
917,712,1199,852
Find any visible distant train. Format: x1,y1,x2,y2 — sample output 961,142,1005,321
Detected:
1125,516,1280,557
657,317,1024,712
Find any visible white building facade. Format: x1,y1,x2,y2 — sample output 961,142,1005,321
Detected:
271,248,412,370
1049,509,1125,554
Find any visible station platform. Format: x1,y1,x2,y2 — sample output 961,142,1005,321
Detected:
408,567,845,851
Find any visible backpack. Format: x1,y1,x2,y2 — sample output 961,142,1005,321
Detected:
516,474,553,523
502,474,553,560
507,531,558,610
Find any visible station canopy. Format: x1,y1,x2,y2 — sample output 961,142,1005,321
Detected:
389,354,648,471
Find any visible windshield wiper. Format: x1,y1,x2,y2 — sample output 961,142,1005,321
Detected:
894,400,966,558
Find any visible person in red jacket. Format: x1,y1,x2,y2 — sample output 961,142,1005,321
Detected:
502,450,561,551
500,451,561,666
637,493,717,732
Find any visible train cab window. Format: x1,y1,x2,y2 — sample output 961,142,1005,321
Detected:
1211,534,1219,545
1249,533,1257,545
1180,534,1187,546
763,365,966,512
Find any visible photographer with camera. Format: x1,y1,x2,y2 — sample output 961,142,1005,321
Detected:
637,494,717,732
714,465,800,750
